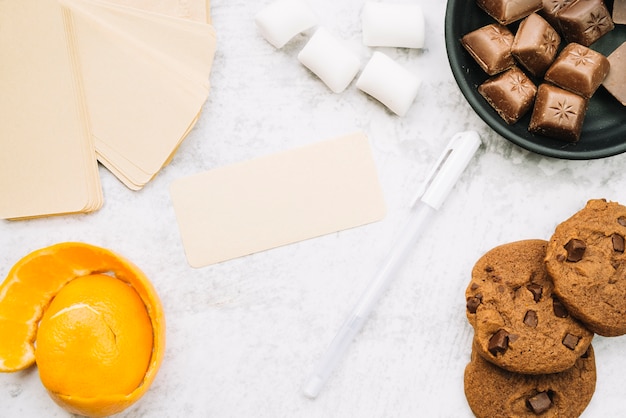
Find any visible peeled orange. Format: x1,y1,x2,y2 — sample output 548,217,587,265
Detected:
0,242,165,417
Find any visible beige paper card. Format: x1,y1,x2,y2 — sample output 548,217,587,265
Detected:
64,0,216,81
170,132,387,267
103,0,211,23
0,0,102,219
63,0,217,189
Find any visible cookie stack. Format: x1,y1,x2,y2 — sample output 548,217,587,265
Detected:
463,199,626,417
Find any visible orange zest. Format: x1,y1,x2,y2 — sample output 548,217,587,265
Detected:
0,242,165,417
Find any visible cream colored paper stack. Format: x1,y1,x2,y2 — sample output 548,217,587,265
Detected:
0,0,216,219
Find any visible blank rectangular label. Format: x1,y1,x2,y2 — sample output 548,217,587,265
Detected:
169,131,387,267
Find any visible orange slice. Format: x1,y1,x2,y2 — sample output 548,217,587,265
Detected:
0,242,165,417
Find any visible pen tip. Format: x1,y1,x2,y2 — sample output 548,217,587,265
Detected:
302,375,324,399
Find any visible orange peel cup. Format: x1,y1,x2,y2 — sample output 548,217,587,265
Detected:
0,242,165,417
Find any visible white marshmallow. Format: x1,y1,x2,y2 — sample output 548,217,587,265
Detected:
356,51,421,116
297,27,361,93
361,2,425,49
255,0,318,48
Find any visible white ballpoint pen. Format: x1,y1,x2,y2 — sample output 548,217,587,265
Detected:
302,130,482,399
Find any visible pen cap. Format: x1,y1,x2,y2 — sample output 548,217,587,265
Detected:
420,131,481,210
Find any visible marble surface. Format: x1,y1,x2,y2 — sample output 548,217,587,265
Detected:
2,0,626,416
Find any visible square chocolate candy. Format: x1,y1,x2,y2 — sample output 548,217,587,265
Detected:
615,0,626,24
478,67,538,124
529,84,588,142
461,24,515,75
541,0,576,28
512,13,561,77
603,41,626,105
476,0,543,25
544,42,610,98
557,0,614,46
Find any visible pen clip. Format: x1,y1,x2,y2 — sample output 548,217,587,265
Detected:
411,144,454,207
411,131,481,210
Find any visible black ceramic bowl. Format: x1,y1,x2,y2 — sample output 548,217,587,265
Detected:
445,0,626,159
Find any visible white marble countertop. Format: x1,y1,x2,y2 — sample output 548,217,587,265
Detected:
2,0,626,416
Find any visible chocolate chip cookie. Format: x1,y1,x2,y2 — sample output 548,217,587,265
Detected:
464,344,596,418
466,239,593,374
545,199,626,336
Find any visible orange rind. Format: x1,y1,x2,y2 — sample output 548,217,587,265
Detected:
0,242,165,417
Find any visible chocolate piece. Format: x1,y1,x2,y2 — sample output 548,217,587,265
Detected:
602,42,626,106
527,391,553,414
512,13,561,76
557,0,614,47
541,0,576,27
552,298,569,318
544,43,610,98
478,67,537,124
528,84,588,142
476,0,543,25
467,294,483,313
564,238,586,261
613,234,625,252
562,333,580,350
614,0,626,24
527,283,543,302
524,310,539,327
461,24,515,75
488,329,509,355
553,298,569,317
619,216,626,227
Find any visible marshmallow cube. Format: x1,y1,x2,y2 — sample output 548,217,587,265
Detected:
298,28,361,93
361,2,425,49
255,0,318,48
356,52,421,116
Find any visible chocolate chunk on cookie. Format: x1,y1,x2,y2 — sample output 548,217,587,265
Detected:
466,240,593,374
464,344,596,418
546,199,626,336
